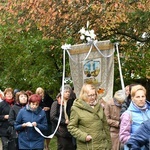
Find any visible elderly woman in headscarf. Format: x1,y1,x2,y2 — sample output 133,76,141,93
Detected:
104,90,126,150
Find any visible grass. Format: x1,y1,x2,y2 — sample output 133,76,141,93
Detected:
49,136,57,150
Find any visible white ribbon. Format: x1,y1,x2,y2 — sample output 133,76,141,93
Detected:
25,122,33,127
115,42,125,91
48,47,66,138
61,43,71,50
34,126,54,138
28,45,67,139
34,46,67,139
61,40,115,64
93,40,115,58
23,122,54,138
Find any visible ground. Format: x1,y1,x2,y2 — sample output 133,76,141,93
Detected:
0,137,57,150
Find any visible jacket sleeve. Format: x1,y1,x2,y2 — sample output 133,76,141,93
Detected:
14,110,25,131
104,102,120,128
8,107,16,126
0,102,7,122
50,102,66,125
102,107,112,149
67,106,88,142
119,111,131,144
126,122,149,149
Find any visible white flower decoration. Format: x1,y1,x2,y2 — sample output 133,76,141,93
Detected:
86,37,91,42
78,27,86,34
79,21,96,43
89,30,96,39
80,34,85,40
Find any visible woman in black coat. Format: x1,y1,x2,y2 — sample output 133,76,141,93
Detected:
0,88,14,150
8,91,28,150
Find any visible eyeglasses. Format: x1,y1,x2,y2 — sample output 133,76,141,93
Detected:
87,94,96,98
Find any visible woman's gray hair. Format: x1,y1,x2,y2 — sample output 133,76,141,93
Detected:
114,90,126,103
60,84,72,93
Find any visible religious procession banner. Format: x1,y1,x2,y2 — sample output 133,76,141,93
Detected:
28,40,115,139
68,40,115,101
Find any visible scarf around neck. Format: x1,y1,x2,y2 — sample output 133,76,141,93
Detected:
5,98,14,106
114,98,122,107
133,101,148,111
26,104,38,112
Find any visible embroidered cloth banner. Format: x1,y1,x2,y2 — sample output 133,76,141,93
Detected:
68,40,115,101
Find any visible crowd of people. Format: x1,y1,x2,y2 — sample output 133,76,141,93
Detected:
0,87,53,150
0,83,150,150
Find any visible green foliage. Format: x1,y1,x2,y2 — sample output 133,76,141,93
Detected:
0,1,150,97
0,24,63,97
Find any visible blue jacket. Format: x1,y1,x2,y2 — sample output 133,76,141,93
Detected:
120,101,150,144
126,119,150,150
14,105,48,149
127,101,150,134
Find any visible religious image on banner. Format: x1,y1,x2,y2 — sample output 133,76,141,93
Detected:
83,58,101,85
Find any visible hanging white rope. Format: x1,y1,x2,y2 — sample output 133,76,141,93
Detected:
33,47,66,138
93,40,115,58
82,44,93,62
64,40,115,64
49,45,66,138
115,42,125,91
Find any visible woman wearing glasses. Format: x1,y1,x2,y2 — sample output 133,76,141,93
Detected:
68,83,111,150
